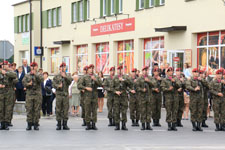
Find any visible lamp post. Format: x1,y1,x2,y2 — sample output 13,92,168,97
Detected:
29,0,32,63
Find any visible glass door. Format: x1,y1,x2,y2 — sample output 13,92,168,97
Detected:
167,50,185,71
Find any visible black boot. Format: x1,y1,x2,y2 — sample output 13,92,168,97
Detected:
112,119,115,126
153,119,157,126
56,121,61,130
82,119,86,126
197,122,203,131
146,123,153,130
108,118,113,126
4,122,9,130
34,123,39,131
0,122,4,130
168,123,172,131
202,120,208,128
135,120,139,126
121,121,128,131
172,123,177,131
26,122,32,131
192,122,197,131
176,119,183,127
114,123,120,130
220,124,223,131
141,123,145,130
221,124,225,131
8,122,13,127
63,121,70,130
215,124,220,131
86,122,91,130
92,122,98,130
131,120,135,127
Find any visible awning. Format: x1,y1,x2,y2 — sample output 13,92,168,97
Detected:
53,40,71,45
155,26,187,32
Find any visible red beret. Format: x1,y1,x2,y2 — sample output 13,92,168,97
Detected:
216,69,223,75
167,67,174,72
199,70,205,74
142,66,149,71
132,68,137,72
30,62,38,67
2,61,8,65
176,68,182,72
153,68,159,72
83,66,88,71
110,67,115,71
60,62,66,67
117,65,123,70
223,70,225,75
88,64,94,69
192,68,199,73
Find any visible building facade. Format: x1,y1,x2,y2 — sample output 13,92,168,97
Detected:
13,0,225,75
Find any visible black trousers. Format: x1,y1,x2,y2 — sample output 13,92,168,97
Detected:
15,89,25,101
42,95,52,115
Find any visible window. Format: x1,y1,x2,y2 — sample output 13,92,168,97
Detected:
58,7,62,26
103,0,107,16
27,15,30,31
197,31,225,74
160,0,165,5
149,0,154,7
48,10,52,28
87,0,90,19
19,16,22,33
111,0,114,15
51,48,60,74
117,40,134,74
76,45,88,74
96,43,110,74
20,51,30,65
53,9,57,27
144,37,165,74
119,0,123,13
139,0,144,9
72,3,77,22
23,15,26,32
79,1,84,21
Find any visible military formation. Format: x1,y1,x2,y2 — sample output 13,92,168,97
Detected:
1,60,225,132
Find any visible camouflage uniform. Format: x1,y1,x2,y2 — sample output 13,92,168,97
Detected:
186,77,204,131
77,76,86,126
53,73,72,130
9,78,18,125
23,72,43,130
0,70,17,130
103,75,115,126
201,77,210,127
209,79,225,131
77,74,102,130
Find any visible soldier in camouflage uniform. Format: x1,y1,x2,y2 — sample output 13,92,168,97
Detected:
129,68,140,127
136,66,153,130
53,62,73,130
77,66,88,126
210,69,225,131
186,68,204,131
0,61,17,130
161,67,178,131
151,68,162,127
23,62,43,130
112,66,132,131
77,64,102,130
103,67,116,126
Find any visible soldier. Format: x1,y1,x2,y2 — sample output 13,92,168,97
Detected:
112,66,132,131
129,68,140,127
199,70,210,128
23,62,43,130
53,62,73,130
136,66,153,130
210,69,225,131
151,68,162,127
103,67,116,126
186,68,204,131
77,64,102,130
78,66,88,126
0,61,17,130
161,67,178,131
174,68,185,127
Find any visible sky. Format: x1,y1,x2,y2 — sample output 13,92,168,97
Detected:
0,0,24,45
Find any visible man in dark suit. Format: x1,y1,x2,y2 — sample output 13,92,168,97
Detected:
22,59,31,75
15,66,25,101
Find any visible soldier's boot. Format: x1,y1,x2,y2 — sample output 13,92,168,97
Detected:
82,119,86,126
168,123,172,131
112,119,115,126
114,123,120,130
153,119,157,126
197,122,203,131
8,122,13,127
121,121,128,131
146,123,153,130
141,123,145,130
135,120,140,126
63,121,70,130
215,124,220,131
86,122,91,130
4,122,9,130
172,123,177,131
0,122,4,130
176,119,183,127
221,124,225,131
131,120,136,127
34,123,39,131
56,121,62,130
108,118,113,126
192,122,197,131
202,120,208,128
220,124,223,131
26,122,32,131
156,119,161,127
92,122,98,130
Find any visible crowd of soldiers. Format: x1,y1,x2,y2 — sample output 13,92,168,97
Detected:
0,60,225,132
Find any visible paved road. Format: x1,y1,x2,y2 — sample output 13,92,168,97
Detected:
1,107,225,150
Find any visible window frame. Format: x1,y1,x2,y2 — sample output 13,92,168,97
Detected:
119,0,123,13
76,45,88,75
53,8,57,27
57,7,62,26
47,9,52,28
103,0,107,17
160,0,165,5
72,2,77,22
79,1,84,21
139,0,145,10
149,0,154,7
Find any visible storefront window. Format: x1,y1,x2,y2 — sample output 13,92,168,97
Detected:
96,43,110,74
51,48,60,74
117,40,134,74
76,45,88,74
